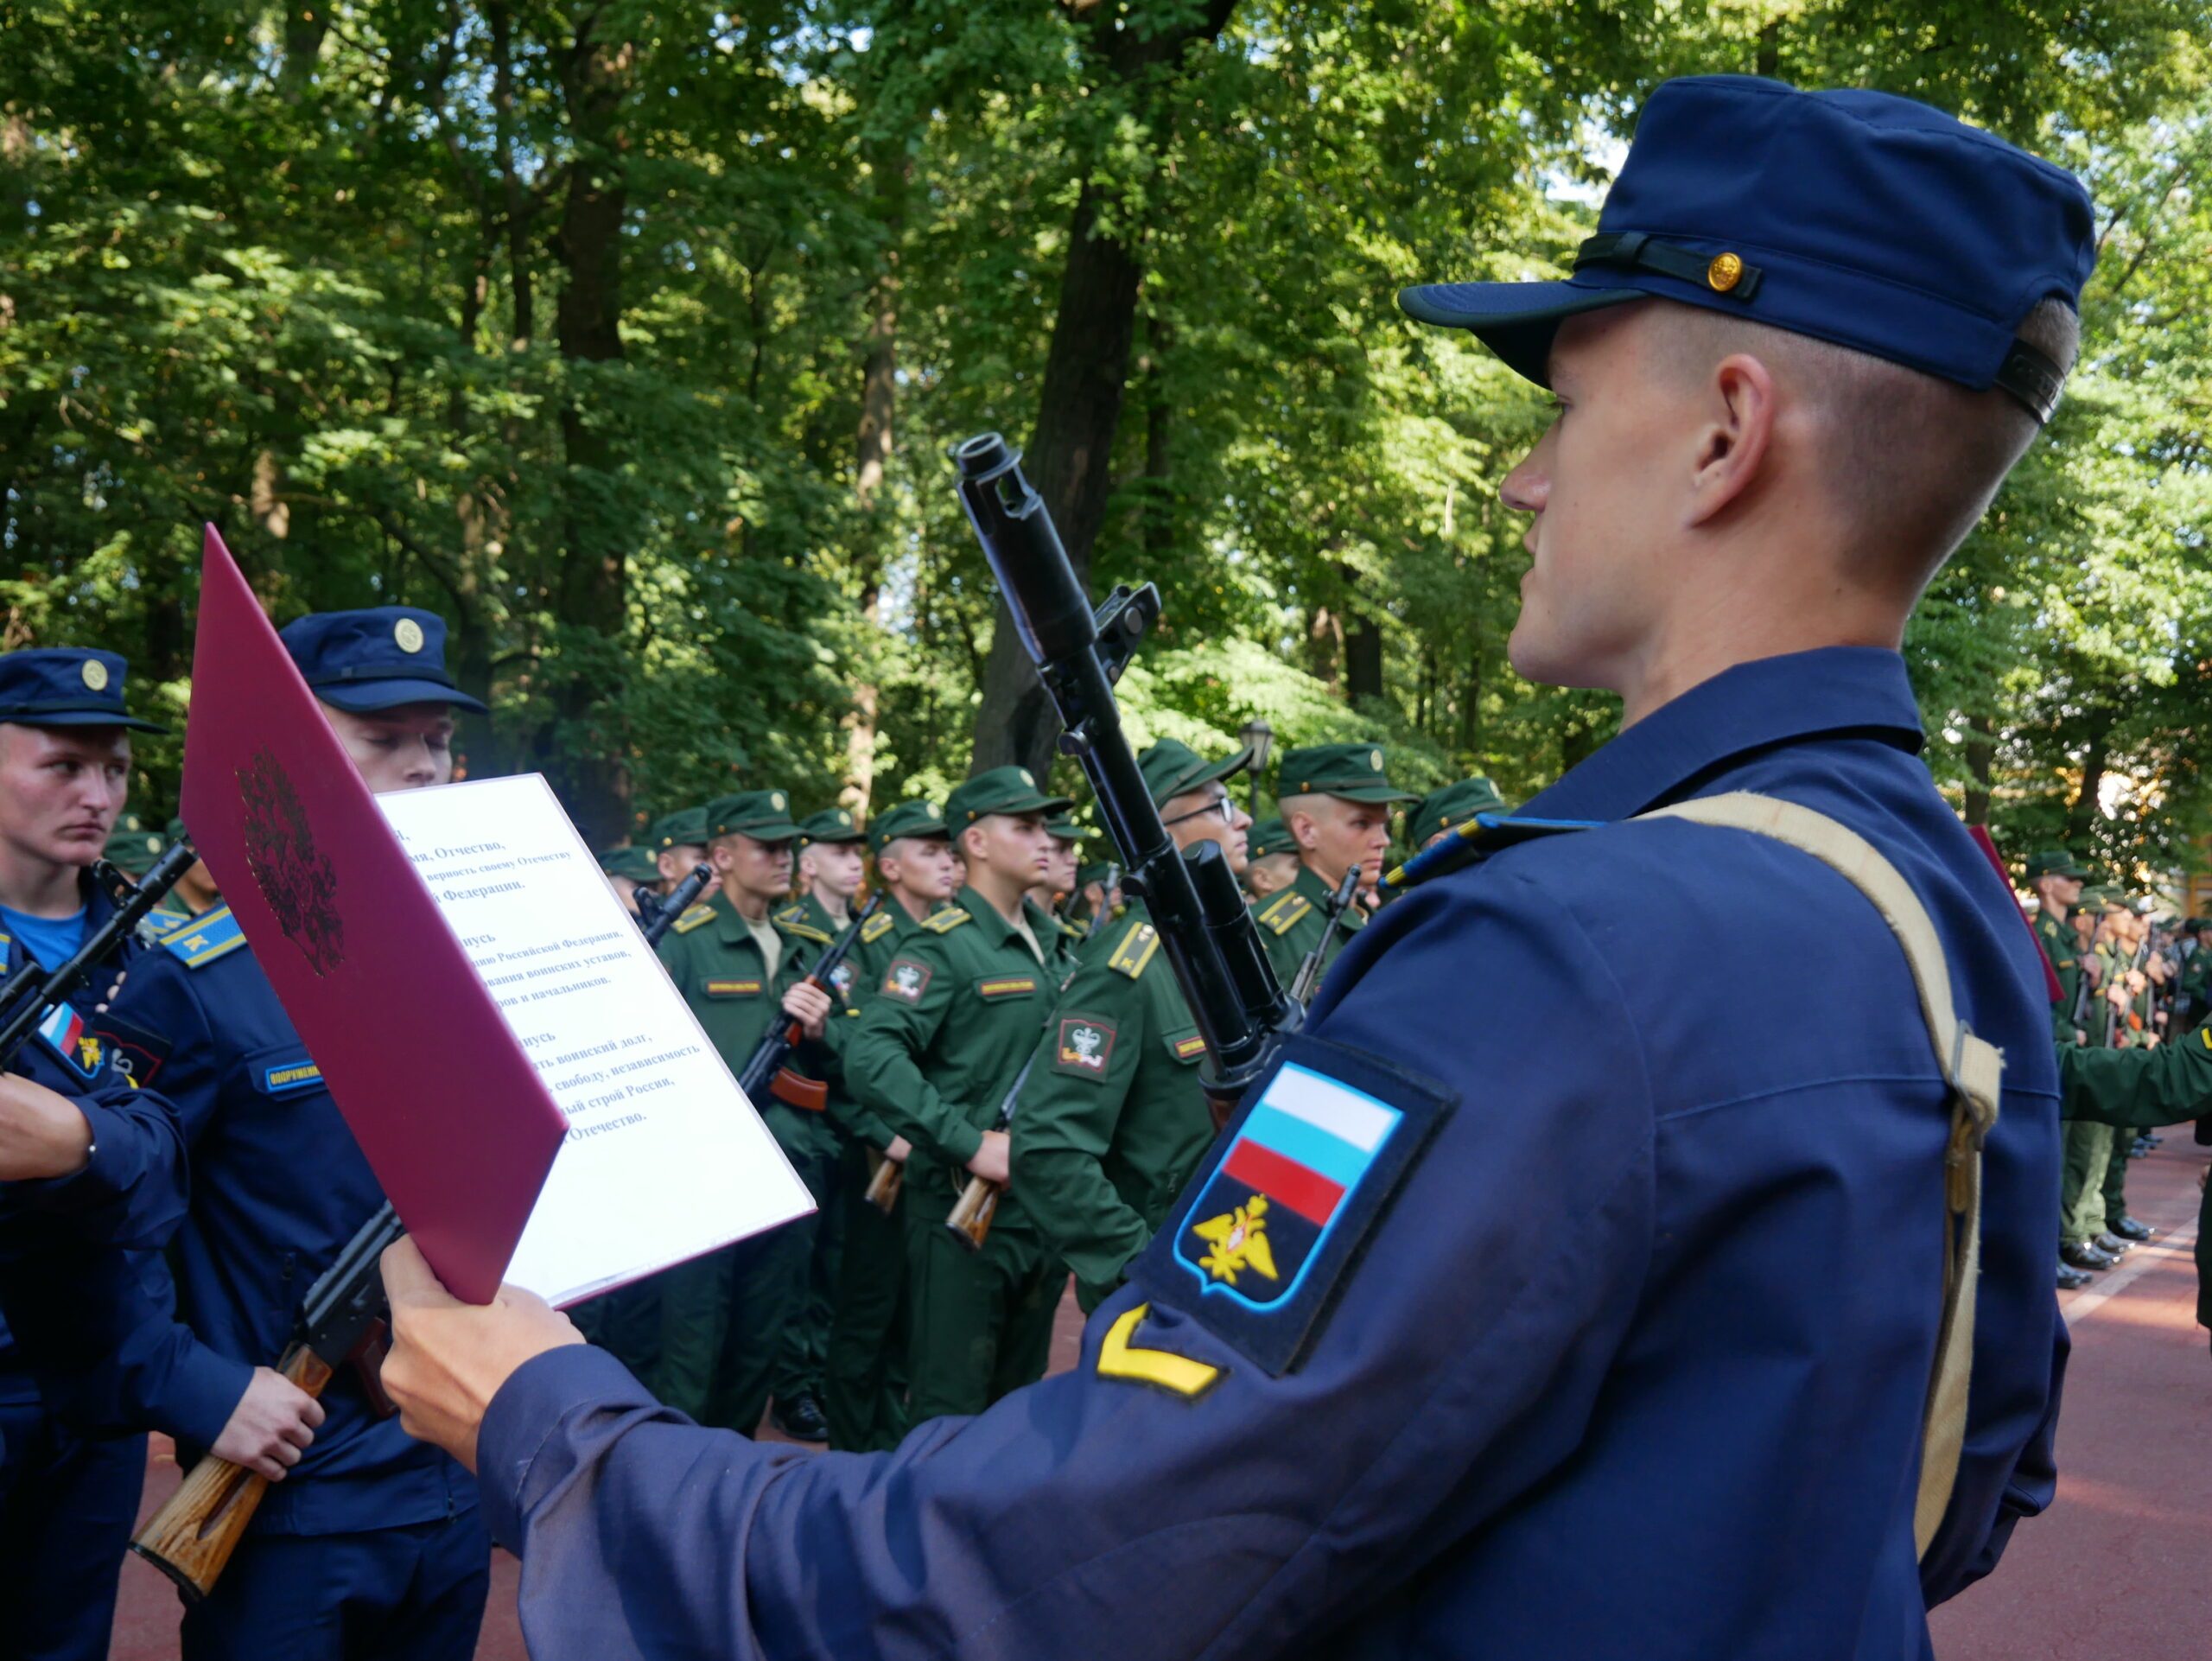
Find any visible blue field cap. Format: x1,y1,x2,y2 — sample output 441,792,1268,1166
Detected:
1402,76,2095,422
278,608,488,714
0,648,167,732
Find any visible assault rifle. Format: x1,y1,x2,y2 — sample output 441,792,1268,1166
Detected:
1287,865,1363,1007
633,862,715,949
0,841,201,1066
132,1201,406,1601
737,893,882,1113
945,1053,1037,1251
953,434,1297,1132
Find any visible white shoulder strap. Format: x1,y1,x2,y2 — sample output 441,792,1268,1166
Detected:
1637,791,2004,1562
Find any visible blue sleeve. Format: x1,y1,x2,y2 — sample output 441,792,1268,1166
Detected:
474,872,1656,1661
95,951,257,1446
7,1077,189,1248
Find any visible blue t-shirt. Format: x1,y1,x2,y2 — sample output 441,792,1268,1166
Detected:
0,904,87,971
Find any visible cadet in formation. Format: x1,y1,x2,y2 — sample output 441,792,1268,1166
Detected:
649,791,833,1436
97,611,492,1659
1406,776,1508,854
0,646,188,1661
383,74,2088,1659
819,799,957,1452
1239,816,1298,899
1255,742,1415,989
765,805,876,1444
1011,739,1252,1313
842,767,1074,1421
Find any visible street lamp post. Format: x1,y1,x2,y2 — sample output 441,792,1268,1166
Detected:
1238,717,1274,813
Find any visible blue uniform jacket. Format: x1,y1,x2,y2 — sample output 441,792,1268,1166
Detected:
0,882,194,1431
468,648,2063,1660
102,909,477,1534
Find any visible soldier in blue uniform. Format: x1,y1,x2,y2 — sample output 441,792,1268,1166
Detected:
378,79,2089,1659
0,645,190,1661
95,610,492,1660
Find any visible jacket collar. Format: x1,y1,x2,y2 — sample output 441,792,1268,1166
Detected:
1519,647,1924,824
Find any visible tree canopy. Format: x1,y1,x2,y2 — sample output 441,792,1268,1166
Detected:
5,0,2210,884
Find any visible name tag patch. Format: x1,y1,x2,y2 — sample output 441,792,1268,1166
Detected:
1055,1015,1117,1077
705,979,763,998
261,1059,324,1096
1134,1035,1453,1376
976,976,1037,1000
1171,1032,1208,1062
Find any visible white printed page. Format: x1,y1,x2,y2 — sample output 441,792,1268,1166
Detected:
378,773,812,1305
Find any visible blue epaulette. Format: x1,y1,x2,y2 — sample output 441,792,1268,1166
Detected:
162,905,251,970
1382,814,1604,896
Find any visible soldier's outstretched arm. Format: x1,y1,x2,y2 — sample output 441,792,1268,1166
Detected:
2056,1021,2212,1130
386,870,1660,1661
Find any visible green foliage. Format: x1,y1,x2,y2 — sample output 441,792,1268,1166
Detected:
4,0,2211,879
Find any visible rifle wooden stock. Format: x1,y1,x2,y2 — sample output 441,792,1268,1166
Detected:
131,1344,334,1602
863,1149,903,1213
768,1065,828,1112
945,1174,1001,1251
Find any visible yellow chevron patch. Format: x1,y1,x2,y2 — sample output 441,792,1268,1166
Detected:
1096,1303,1222,1400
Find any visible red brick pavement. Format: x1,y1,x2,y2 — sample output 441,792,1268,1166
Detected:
112,1142,2212,1658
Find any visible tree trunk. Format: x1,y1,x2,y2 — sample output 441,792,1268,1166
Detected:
1961,710,1994,828
967,0,1242,782
279,5,328,99
2068,714,2112,846
1342,562,1382,703
544,19,634,847
489,0,537,348
842,145,906,816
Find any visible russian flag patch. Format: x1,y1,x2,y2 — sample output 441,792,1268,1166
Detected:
37,1002,100,1081
1137,1034,1454,1376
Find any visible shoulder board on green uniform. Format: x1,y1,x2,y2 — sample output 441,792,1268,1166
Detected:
163,905,251,969
773,903,810,928
1055,915,1086,940
671,903,717,935
860,910,896,945
1107,920,1160,979
1255,891,1312,936
921,908,971,934
779,917,833,945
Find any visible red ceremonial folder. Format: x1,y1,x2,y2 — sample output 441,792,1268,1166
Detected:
180,525,569,1303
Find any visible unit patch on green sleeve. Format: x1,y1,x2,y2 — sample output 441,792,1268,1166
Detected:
1255,892,1311,936
671,903,716,934
881,958,933,1002
1108,920,1160,979
1055,1015,1119,1078
921,909,971,934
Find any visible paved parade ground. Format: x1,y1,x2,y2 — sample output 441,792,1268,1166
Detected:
111,1136,2211,1659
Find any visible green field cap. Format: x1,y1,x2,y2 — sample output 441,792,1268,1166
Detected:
1277,742,1418,804
707,789,801,842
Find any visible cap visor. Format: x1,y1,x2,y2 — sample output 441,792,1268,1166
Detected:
732,821,802,843
1397,281,1643,385
316,678,489,715
7,710,169,734
1004,792,1077,818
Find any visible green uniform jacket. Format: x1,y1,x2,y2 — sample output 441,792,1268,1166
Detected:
1009,903,1215,1309
2032,909,2080,1010
658,889,837,1162
842,888,1059,1221
828,900,937,1153
777,892,877,1146
1255,863,1365,992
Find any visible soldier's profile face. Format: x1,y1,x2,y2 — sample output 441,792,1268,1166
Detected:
1294,796,1392,888
1500,303,1683,695
0,722,131,870
1162,784,1250,874
968,812,1052,885
806,840,867,898
657,844,708,888
319,702,456,794
881,836,957,902
716,833,794,901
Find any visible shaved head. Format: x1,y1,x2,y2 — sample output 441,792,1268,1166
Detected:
1654,296,2078,595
